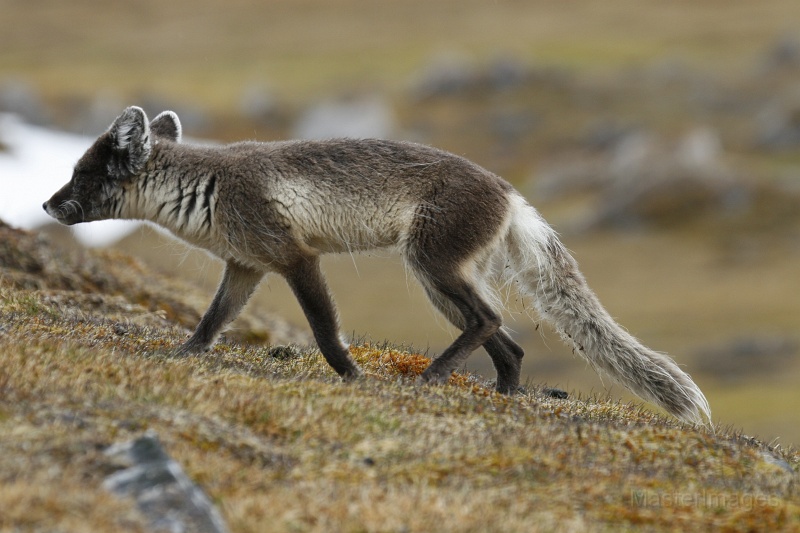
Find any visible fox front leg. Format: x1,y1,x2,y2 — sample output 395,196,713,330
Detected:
281,255,363,380
175,261,264,356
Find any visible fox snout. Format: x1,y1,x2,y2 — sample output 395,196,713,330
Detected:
41,200,59,220
43,184,84,226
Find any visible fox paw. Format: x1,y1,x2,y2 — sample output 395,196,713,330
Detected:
417,367,450,386
173,339,210,358
340,366,365,382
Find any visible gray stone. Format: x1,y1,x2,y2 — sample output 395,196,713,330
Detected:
239,84,280,124
0,78,49,125
409,53,478,100
533,127,746,232
486,56,531,92
755,102,800,151
760,450,796,476
104,432,229,533
581,119,638,151
693,336,798,380
760,35,800,72
293,95,395,140
69,93,125,135
675,127,722,169
138,94,212,135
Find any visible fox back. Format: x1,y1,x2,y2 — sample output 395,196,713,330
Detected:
45,107,510,270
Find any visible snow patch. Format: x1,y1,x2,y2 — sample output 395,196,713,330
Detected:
0,114,140,246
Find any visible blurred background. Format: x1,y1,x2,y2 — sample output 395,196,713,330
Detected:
1,0,799,445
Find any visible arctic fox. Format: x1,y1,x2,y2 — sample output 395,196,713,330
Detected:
43,106,710,424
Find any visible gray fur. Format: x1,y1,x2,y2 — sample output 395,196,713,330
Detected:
150,111,182,143
43,106,711,424
502,195,711,424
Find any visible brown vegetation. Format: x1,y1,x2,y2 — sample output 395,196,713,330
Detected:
1,221,798,531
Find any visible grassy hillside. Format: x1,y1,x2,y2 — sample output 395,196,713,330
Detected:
2,222,798,531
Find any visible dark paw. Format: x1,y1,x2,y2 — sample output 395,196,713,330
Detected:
495,382,526,395
417,367,450,386
173,339,210,358
340,366,365,382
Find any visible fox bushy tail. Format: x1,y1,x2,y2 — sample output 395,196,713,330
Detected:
503,195,711,424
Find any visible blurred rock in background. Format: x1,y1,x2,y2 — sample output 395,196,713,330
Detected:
0,78,50,126
293,94,396,140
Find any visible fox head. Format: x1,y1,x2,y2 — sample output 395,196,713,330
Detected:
43,106,182,225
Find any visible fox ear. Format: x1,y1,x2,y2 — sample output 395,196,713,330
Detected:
150,110,182,143
108,106,152,178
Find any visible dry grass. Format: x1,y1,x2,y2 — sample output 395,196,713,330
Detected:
1,225,798,532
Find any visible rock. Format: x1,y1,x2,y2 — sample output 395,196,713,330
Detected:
489,109,540,142
103,432,229,533
605,128,738,226
533,127,747,232
485,55,532,92
759,34,800,72
759,450,796,476
68,92,125,135
609,131,657,176
0,83,210,138
409,52,478,100
532,157,609,201
0,78,49,125
581,119,638,151
693,335,798,381
676,127,722,169
755,102,800,151
268,345,302,360
239,83,281,124
542,387,569,400
410,53,565,101
293,95,395,140
138,93,212,135
587,171,736,231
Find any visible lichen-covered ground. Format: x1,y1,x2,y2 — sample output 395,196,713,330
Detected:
1,222,797,532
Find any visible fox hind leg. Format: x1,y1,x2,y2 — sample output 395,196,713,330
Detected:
484,330,525,394
405,245,504,384
418,277,501,384
416,271,524,392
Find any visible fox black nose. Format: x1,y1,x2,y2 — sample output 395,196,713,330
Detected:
42,202,47,211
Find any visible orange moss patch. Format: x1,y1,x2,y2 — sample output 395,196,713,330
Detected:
349,343,494,396
350,343,431,378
